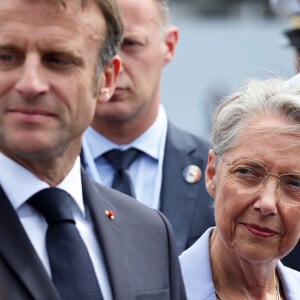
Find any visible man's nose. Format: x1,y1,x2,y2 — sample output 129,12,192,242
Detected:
15,54,49,98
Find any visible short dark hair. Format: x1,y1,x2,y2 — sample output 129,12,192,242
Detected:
55,0,123,70
93,0,123,66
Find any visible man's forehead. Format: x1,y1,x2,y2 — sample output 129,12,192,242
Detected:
0,0,106,37
0,0,103,19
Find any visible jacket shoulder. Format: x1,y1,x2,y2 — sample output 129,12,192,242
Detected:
166,122,210,153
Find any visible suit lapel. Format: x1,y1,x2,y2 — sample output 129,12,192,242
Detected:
0,186,60,300
81,172,134,300
160,123,202,253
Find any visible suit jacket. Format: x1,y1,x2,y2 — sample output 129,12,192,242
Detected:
281,240,300,271
180,227,300,300
82,122,215,254
160,122,215,253
0,172,186,300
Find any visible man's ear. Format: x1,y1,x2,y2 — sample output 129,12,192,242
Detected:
163,26,179,65
206,149,218,198
97,55,122,103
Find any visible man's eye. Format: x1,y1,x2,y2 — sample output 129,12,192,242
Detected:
122,40,137,46
44,55,72,65
122,39,143,47
0,51,21,62
0,54,13,61
0,51,22,68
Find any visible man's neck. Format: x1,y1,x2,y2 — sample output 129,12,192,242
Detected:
91,115,157,145
0,143,81,186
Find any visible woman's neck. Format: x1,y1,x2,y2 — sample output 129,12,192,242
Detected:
209,229,280,300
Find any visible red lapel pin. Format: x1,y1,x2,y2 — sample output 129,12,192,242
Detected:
105,210,115,220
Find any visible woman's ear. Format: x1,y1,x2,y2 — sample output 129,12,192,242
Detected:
206,149,218,198
97,55,122,103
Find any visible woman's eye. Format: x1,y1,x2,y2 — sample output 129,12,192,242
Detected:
235,166,257,176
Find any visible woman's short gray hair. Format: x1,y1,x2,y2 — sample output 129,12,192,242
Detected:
211,78,300,156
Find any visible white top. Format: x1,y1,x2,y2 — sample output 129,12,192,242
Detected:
180,227,300,300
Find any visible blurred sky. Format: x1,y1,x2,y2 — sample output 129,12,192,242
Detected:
161,4,295,139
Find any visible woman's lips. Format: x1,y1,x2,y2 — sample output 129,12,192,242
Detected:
244,223,278,238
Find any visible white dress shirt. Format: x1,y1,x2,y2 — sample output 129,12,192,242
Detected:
82,104,168,209
0,153,112,300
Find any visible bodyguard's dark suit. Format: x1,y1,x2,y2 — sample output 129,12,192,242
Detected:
281,241,300,271
160,123,215,253
0,172,186,300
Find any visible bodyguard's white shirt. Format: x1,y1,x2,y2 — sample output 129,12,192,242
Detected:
0,153,112,300
83,104,168,209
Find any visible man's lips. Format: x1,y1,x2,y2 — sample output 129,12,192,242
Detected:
114,87,125,92
244,223,279,238
110,87,128,101
7,108,56,121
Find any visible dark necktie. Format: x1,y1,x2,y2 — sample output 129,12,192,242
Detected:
103,148,141,197
28,188,103,300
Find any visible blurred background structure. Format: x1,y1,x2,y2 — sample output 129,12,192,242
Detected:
161,0,294,138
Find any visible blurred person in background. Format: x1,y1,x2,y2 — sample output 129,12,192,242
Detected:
180,78,300,299
270,0,300,271
270,0,300,72
81,0,215,254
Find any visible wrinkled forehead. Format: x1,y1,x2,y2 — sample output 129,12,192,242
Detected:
0,0,105,30
229,116,300,159
0,0,106,48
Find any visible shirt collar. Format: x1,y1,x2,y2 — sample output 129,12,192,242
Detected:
0,153,85,216
85,104,168,161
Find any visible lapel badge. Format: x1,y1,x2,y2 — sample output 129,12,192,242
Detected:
182,165,202,184
105,210,115,220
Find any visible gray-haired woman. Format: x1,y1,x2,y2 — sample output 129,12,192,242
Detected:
180,78,300,300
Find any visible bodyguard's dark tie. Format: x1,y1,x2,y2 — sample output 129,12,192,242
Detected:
103,148,141,197
28,188,103,300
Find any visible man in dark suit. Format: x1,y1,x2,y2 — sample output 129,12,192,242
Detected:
0,0,186,299
270,0,300,72
82,0,215,254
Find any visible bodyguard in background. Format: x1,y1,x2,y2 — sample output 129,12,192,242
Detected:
270,0,300,72
82,0,215,254
0,0,186,299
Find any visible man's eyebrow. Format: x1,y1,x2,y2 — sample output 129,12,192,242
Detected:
43,50,85,65
0,44,22,52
